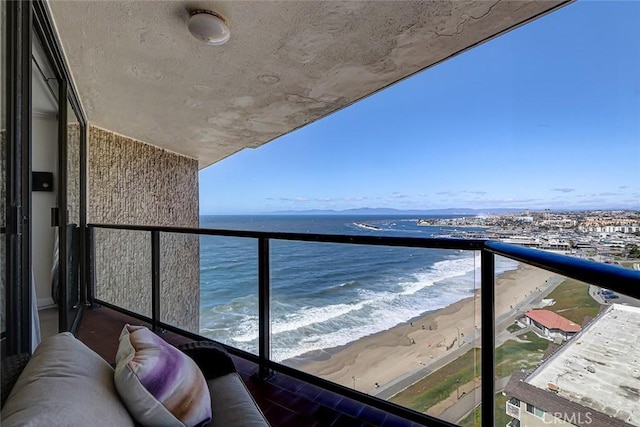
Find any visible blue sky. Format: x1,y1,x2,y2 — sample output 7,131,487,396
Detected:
200,1,640,214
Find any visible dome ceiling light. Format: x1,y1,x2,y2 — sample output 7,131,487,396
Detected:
188,10,230,45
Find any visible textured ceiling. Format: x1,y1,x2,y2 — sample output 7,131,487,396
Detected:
48,1,568,169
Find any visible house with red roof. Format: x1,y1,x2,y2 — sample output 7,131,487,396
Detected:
521,309,581,341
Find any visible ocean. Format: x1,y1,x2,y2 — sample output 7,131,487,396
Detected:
198,215,518,362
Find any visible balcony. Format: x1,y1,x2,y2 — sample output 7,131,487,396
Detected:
506,419,520,427
505,398,520,420
80,223,640,427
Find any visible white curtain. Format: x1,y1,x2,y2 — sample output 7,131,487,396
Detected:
31,269,41,352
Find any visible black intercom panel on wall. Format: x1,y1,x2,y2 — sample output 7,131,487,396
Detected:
33,171,54,192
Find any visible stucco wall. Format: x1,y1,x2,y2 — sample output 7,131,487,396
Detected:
518,407,578,427
89,126,199,331
67,123,80,225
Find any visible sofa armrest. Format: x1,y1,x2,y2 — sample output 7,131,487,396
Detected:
1,332,135,426
206,373,270,427
1,353,30,409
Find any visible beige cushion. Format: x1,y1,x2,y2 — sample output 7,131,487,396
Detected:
1,332,135,427
206,373,269,427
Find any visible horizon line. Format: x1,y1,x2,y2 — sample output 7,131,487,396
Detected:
200,207,640,216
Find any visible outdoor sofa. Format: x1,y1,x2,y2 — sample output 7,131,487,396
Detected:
1,329,269,426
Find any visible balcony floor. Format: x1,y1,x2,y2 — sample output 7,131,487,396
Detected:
77,306,423,427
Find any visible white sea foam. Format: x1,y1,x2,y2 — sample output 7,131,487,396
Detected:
233,290,396,343
399,255,478,296
271,256,520,361
328,280,355,290
200,327,231,334
204,253,522,362
229,258,484,360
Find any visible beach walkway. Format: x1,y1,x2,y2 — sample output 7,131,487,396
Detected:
374,273,565,400
373,340,473,400
438,376,511,423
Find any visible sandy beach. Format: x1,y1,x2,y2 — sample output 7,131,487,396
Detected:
295,263,558,394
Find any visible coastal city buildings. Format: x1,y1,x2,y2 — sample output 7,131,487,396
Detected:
417,210,640,262
504,304,640,427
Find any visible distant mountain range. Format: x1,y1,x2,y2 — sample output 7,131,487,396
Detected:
270,207,529,215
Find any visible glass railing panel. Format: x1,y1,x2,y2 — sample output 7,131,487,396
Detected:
197,235,258,355
271,240,480,420
93,228,151,317
497,256,640,427
159,232,200,333
466,256,554,427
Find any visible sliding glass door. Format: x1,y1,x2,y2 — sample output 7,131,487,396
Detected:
31,6,84,334
2,1,86,355
3,0,32,356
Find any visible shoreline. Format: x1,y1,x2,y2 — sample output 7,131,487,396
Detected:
288,263,558,394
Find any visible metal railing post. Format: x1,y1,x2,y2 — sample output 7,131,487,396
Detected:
481,248,495,427
87,226,96,306
80,224,88,306
257,237,273,380
151,230,161,332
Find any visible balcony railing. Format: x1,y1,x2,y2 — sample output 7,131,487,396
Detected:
506,419,520,427
87,223,640,427
506,398,521,420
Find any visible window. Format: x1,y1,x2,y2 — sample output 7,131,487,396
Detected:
526,403,544,418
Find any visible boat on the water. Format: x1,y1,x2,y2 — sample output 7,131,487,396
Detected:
354,222,382,231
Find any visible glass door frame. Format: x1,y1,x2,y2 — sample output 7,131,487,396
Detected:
4,0,33,357
3,0,87,355
32,0,88,334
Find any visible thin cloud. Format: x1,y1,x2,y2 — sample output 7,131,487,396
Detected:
461,190,488,195
448,197,542,207
266,196,311,202
268,195,371,204
391,192,410,199
552,188,576,193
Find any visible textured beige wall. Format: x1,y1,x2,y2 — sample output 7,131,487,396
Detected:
89,126,199,331
67,123,80,225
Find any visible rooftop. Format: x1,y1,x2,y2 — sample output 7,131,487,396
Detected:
526,304,640,425
524,309,582,333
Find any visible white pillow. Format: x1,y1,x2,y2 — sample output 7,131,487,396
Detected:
114,325,212,427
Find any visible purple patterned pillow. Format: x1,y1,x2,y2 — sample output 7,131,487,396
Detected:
114,325,212,427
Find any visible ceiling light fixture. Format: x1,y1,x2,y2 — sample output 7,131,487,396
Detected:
188,10,230,46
